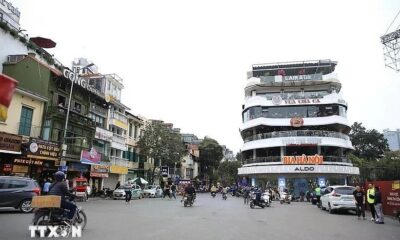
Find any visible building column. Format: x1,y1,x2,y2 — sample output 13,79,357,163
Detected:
253,149,256,160
251,177,256,187
317,146,321,155
280,146,285,157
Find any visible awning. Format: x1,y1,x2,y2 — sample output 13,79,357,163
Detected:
0,150,21,154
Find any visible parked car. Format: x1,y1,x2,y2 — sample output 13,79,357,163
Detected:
143,185,162,198
113,184,143,200
0,176,41,213
320,185,356,214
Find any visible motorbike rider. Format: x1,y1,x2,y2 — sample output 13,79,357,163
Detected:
222,186,229,198
210,184,217,195
48,171,77,221
183,183,196,202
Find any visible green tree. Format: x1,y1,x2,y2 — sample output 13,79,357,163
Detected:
217,161,242,185
349,122,389,160
198,137,223,184
137,121,186,184
235,152,244,164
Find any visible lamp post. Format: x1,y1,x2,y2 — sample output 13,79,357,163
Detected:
61,63,94,165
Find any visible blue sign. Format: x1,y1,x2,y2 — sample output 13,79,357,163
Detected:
318,177,326,187
278,177,286,187
58,166,68,172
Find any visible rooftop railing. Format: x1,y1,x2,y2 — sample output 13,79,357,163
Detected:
244,130,350,143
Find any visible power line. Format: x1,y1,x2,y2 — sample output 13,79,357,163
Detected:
385,8,400,34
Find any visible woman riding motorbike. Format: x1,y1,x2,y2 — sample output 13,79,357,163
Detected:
48,171,77,220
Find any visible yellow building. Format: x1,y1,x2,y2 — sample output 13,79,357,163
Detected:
0,87,47,138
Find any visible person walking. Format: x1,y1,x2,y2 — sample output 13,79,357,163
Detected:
367,183,376,221
171,183,177,199
374,186,384,224
124,181,133,204
163,183,171,199
115,181,121,190
42,178,52,195
353,186,366,220
315,185,321,207
243,186,250,205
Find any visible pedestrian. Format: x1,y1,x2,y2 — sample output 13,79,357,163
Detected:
163,183,171,199
366,183,376,221
171,183,177,199
42,178,52,195
353,186,366,220
124,181,133,204
315,185,321,206
374,186,384,224
115,181,121,190
243,186,250,204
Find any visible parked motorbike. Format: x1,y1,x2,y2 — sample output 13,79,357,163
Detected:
262,192,271,207
279,192,291,204
183,194,195,207
32,195,87,236
100,187,114,199
222,192,227,200
250,194,266,209
211,192,216,198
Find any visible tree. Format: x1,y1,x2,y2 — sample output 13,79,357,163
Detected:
235,152,244,164
217,161,242,186
349,122,389,160
198,137,223,184
137,121,186,184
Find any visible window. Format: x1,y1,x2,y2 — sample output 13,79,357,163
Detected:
8,180,28,188
0,179,8,189
74,102,82,113
18,106,33,136
57,95,66,107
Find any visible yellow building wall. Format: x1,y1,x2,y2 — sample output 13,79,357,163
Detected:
0,91,45,138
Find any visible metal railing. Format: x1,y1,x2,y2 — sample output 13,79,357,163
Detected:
48,106,96,128
244,130,350,143
17,123,42,138
244,156,351,164
110,156,129,167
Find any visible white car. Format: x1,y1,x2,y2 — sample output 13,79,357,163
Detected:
320,185,356,214
113,185,143,200
143,185,162,198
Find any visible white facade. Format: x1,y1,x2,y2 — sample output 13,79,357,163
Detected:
0,0,21,31
0,29,27,73
238,60,359,194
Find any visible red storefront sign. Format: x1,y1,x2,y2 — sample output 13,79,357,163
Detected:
3,164,12,172
365,180,400,217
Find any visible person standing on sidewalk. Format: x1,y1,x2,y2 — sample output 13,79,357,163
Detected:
315,185,321,207
353,186,366,220
124,181,133,204
42,178,51,195
374,186,384,224
367,183,376,221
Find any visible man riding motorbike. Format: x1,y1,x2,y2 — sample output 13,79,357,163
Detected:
48,171,77,220
210,185,217,197
182,183,196,204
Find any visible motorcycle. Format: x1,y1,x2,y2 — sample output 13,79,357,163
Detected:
32,195,87,236
100,187,114,199
183,194,194,207
250,193,266,209
222,192,227,200
211,192,216,198
262,192,272,207
279,192,292,204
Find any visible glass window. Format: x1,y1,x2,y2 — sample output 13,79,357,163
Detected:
18,106,33,136
334,187,355,195
307,106,318,117
8,180,28,188
0,179,8,189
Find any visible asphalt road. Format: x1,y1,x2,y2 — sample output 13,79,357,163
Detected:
0,193,399,240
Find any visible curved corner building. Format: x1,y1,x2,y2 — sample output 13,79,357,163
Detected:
238,60,359,196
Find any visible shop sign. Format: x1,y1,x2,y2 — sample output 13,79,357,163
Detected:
63,69,104,97
0,0,21,17
283,73,323,81
110,165,128,174
13,158,43,166
95,127,113,142
284,99,321,105
294,166,315,172
3,164,12,172
91,164,109,173
161,166,169,177
80,148,101,165
290,117,304,127
112,119,128,130
25,138,61,161
365,181,400,217
69,163,90,172
12,165,28,173
282,154,323,165
0,131,22,153
90,172,109,178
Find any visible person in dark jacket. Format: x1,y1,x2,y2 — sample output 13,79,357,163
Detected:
115,181,121,190
353,186,365,220
374,186,384,224
48,171,76,220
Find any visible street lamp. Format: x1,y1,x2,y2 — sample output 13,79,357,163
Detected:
61,63,94,165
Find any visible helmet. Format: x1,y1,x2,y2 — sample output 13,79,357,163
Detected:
54,171,65,182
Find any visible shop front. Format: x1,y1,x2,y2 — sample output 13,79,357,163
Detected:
103,165,128,188
0,131,22,175
90,164,109,193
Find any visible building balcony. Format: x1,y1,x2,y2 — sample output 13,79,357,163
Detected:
109,111,128,130
126,136,137,146
110,156,129,167
111,133,127,151
48,106,96,128
244,130,350,142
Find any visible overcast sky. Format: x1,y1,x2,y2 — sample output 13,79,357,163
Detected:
11,0,400,153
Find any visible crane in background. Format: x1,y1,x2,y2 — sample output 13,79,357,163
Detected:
381,9,400,72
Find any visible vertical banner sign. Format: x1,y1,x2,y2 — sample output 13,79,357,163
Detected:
0,74,18,122
318,177,326,187
161,166,169,177
278,177,286,192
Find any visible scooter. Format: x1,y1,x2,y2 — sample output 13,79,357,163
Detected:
279,192,291,204
100,187,114,199
250,194,266,209
222,192,227,200
182,194,194,207
262,192,272,207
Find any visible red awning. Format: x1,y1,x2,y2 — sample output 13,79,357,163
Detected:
30,37,56,48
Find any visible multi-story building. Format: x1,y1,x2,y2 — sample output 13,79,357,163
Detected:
238,60,359,196
383,129,400,151
124,111,143,180
180,133,200,179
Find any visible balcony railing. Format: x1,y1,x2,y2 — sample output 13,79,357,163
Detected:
244,156,351,164
111,111,127,124
17,123,42,138
112,133,126,144
110,156,129,167
244,130,350,143
48,106,96,128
